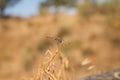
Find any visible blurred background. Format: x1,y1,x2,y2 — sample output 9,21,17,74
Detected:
0,0,120,80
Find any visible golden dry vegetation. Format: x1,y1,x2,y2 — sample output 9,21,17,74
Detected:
0,12,120,80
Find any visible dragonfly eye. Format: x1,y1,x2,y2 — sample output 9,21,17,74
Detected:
54,37,62,44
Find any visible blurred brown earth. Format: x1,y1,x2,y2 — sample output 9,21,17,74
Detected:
0,13,120,80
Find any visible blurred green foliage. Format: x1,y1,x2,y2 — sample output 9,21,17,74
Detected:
101,0,120,46
22,49,36,70
77,0,98,19
39,0,77,22
0,0,9,13
62,40,81,53
77,0,120,47
57,27,71,38
82,48,95,57
77,3,92,19
39,6,49,16
2,51,12,61
0,0,20,15
40,0,77,8
37,39,52,51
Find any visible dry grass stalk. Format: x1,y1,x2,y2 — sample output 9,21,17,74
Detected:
32,38,69,80
57,52,69,80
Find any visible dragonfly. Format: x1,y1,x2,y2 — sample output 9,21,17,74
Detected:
44,36,64,47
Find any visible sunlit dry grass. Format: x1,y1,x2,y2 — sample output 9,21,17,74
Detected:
0,10,120,80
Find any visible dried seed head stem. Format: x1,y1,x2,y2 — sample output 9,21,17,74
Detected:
32,37,69,80
43,38,62,80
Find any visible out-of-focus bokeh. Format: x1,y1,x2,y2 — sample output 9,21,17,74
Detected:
0,0,120,80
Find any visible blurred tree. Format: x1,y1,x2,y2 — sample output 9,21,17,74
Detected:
0,0,20,16
40,0,77,17
77,0,93,19
41,0,77,13
77,0,103,19
85,0,98,12
39,1,49,16
0,0,9,14
39,0,77,22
